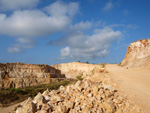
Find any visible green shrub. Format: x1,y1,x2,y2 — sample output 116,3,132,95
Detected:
86,61,89,64
76,75,83,81
10,88,15,92
99,63,106,68
15,88,22,94
118,62,121,66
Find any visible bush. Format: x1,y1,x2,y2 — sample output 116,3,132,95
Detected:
15,88,22,94
99,63,106,68
118,62,121,66
76,75,83,81
10,88,15,92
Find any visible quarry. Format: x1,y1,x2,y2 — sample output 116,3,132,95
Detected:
0,39,150,113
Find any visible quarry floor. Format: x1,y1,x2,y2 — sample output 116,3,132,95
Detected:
106,64,150,113
1,64,150,113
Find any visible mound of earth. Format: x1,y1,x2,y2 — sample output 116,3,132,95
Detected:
52,62,106,78
121,39,150,67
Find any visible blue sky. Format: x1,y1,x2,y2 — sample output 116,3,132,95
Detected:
0,0,149,65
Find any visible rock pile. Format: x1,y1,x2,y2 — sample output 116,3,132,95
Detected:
13,79,140,113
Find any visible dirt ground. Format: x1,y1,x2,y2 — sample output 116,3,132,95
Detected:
1,64,150,113
106,64,150,113
0,102,22,113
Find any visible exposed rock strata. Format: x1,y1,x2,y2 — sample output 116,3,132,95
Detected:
0,78,66,89
0,63,65,89
121,39,150,67
52,62,106,78
0,63,64,79
13,79,140,113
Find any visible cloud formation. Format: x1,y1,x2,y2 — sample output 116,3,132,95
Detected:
0,0,39,11
51,25,121,60
0,0,122,61
0,1,79,53
102,1,113,11
7,37,35,53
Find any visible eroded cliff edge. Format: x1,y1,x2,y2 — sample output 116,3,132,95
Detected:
121,39,150,67
52,62,106,78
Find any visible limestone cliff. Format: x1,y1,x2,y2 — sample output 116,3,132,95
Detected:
52,62,106,78
121,39,150,67
0,63,65,88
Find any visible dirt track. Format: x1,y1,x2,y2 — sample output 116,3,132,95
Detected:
106,64,150,113
0,102,22,113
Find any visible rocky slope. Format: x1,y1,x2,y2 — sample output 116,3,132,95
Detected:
0,63,65,89
121,39,150,67
13,79,140,113
10,64,141,113
52,62,106,78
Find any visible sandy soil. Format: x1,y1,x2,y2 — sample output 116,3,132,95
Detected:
106,64,150,113
0,102,22,113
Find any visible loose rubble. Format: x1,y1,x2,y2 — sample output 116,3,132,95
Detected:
12,79,141,113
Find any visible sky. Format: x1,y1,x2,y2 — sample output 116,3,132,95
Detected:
0,0,149,65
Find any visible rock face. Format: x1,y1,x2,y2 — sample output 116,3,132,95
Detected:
0,63,64,79
121,39,150,67
13,79,140,113
52,62,106,78
0,63,65,89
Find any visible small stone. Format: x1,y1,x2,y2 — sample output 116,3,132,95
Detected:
36,110,47,113
103,102,116,113
41,104,51,112
33,92,43,104
42,89,49,97
59,85,65,92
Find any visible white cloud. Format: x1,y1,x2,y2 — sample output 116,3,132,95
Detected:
60,47,70,57
73,21,92,30
0,1,79,53
16,37,34,44
7,46,23,53
102,1,113,11
0,10,71,37
53,27,121,60
45,1,79,18
7,37,35,53
0,0,39,11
